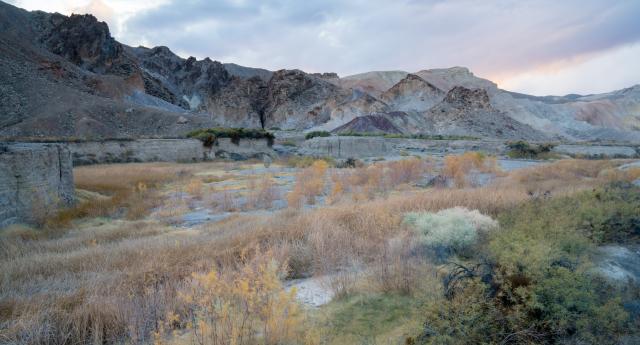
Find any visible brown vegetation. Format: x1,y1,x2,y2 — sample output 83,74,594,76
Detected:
1,158,635,344
442,152,500,187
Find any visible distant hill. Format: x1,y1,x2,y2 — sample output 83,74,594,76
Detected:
1,1,639,141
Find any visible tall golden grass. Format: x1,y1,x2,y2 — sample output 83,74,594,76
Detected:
442,152,500,187
287,160,328,207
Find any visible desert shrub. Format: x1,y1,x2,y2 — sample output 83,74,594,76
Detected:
335,157,363,169
246,175,279,210
502,159,624,195
416,184,639,344
506,140,557,159
493,182,640,268
287,160,328,207
369,234,432,295
172,251,305,345
329,158,431,200
419,266,632,344
304,131,331,140
442,152,499,187
187,127,275,146
404,208,497,255
386,158,430,187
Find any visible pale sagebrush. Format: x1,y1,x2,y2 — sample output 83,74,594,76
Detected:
404,207,497,250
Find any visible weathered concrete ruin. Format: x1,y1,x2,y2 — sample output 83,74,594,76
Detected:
0,143,75,227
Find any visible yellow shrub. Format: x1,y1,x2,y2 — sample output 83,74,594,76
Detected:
177,251,304,345
247,175,279,209
185,179,204,199
328,180,344,205
287,160,328,207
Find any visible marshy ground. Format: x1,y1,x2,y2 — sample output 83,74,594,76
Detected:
1,155,640,344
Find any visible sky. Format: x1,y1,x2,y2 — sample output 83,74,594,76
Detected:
7,0,640,96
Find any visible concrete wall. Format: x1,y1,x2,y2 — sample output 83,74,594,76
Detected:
0,143,74,227
299,137,506,158
68,138,276,165
553,144,639,158
299,136,640,159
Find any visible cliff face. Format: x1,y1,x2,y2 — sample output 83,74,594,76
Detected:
1,1,639,141
0,143,74,227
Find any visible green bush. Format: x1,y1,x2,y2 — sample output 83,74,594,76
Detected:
187,127,275,146
506,140,557,159
305,131,331,140
416,184,640,344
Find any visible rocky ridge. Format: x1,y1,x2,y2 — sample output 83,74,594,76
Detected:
0,1,639,142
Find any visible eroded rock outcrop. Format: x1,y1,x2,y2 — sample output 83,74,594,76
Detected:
0,143,74,227
423,87,548,140
262,69,349,129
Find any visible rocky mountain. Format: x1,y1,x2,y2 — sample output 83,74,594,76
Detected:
1,1,639,142
380,74,445,112
332,113,406,135
338,71,408,97
422,87,547,140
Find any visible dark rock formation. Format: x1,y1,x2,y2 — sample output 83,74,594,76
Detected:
262,70,349,129
332,114,404,134
38,13,136,76
423,87,547,140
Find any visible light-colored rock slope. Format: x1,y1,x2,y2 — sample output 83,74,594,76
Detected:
338,67,640,141
339,71,409,97
380,74,445,112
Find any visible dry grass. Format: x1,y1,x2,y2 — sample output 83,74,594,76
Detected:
45,162,262,230
245,175,280,210
442,152,500,187
501,159,637,195
329,158,433,202
42,164,195,231
287,160,328,207
1,158,632,344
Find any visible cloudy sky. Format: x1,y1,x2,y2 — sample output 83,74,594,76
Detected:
7,0,640,96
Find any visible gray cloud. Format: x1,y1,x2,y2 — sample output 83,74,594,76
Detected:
106,0,640,93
